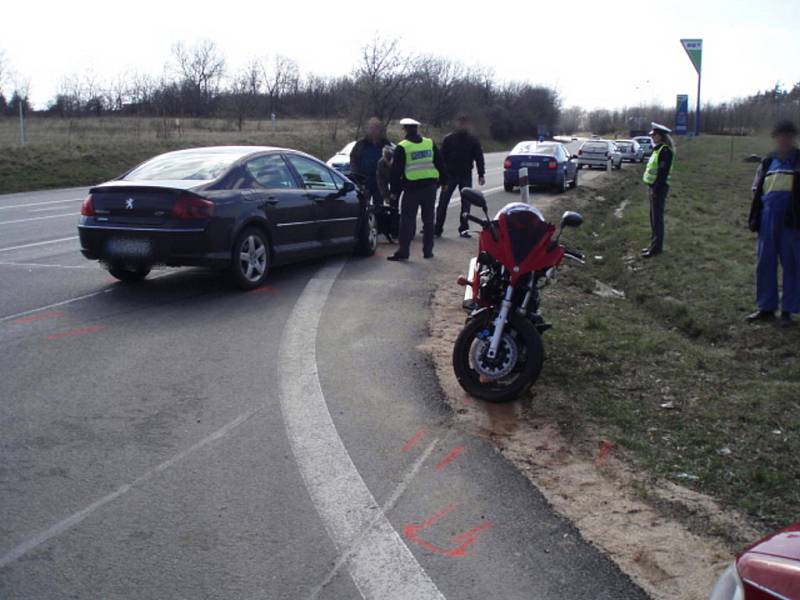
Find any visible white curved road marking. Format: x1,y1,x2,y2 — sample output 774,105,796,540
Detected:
278,260,446,600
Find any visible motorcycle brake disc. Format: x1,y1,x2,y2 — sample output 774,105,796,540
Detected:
469,332,519,380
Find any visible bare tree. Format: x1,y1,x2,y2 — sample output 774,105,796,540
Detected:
413,56,464,126
0,49,7,97
172,39,226,115
260,55,299,115
351,37,416,128
228,60,262,131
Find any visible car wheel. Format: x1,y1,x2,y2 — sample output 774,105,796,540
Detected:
231,227,270,290
569,169,579,189
504,182,514,192
556,174,567,194
355,209,378,256
614,159,622,170
108,263,151,283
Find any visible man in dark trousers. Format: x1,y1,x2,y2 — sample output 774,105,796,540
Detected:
746,119,800,326
641,122,675,258
350,117,391,207
387,118,446,261
435,114,486,238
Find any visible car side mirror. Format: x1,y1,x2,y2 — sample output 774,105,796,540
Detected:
461,188,488,211
341,180,356,194
560,211,583,229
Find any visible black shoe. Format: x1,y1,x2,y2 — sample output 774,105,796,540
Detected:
434,231,443,238
745,310,775,323
459,231,471,239
424,252,434,259
641,250,661,259
387,253,409,262
780,311,794,327
641,247,652,254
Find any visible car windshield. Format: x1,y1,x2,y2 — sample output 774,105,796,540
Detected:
124,149,248,181
512,142,555,156
617,142,632,148
339,141,356,155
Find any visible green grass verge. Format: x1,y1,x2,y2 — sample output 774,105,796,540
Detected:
539,135,800,530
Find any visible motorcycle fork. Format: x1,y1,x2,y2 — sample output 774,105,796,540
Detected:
487,284,515,359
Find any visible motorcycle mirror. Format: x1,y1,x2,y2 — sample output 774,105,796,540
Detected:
461,188,488,211
560,211,583,229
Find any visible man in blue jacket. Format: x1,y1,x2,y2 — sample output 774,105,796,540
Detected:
747,120,800,326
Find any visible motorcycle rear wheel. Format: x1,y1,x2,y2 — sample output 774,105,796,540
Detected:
453,310,544,402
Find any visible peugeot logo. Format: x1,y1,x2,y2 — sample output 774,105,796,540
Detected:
125,198,135,210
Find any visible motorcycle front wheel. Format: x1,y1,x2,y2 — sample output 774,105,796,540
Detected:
452,310,544,403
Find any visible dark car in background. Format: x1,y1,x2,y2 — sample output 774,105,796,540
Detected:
710,523,800,600
503,141,579,193
78,146,377,290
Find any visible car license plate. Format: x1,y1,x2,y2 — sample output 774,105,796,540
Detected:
106,238,152,257
521,161,539,168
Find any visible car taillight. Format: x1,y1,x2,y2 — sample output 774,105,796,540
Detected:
547,161,557,169
503,158,513,169
80,194,95,216
172,195,215,219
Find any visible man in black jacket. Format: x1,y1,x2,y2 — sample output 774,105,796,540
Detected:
387,118,446,261
746,119,800,326
350,117,392,207
435,115,486,238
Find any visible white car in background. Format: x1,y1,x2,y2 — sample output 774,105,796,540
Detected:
633,135,654,158
576,140,622,171
615,139,644,163
326,141,356,175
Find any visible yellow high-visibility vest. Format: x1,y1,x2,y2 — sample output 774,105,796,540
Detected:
643,144,674,186
398,138,439,181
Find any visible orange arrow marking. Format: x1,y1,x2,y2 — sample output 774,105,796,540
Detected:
402,503,494,557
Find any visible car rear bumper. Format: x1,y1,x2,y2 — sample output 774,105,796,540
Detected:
504,169,562,186
577,157,610,167
78,222,229,267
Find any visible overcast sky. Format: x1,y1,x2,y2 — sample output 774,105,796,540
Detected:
2,0,798,110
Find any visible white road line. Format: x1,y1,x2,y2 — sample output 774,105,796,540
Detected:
0,236,79,254
0,212,78,226
278,261,445,600
0,411,256,568
0,261,93,270
309,436,441,600
446,185,507,210
0,289,112,323
0,197,83,210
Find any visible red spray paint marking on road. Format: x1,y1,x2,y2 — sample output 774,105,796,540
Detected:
250,286,277,294
594,438,614,467
13,310,64,324
401,427,428,452
435,446,465,471
370,251,386,258
403,503,494,557
47,325,106,340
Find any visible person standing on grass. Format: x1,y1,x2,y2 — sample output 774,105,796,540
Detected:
387,118,446,261
350,117,392,207
641,122,675,258
746,119,800,327
434,114,486,238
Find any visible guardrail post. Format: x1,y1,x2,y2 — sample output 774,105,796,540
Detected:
519,167,530,204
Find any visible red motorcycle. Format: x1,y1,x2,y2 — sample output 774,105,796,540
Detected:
453,189,584,402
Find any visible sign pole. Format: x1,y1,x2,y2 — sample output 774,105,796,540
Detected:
680,39,703,136
695,70,701,136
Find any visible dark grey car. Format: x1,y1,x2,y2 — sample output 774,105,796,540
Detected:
78,146,377,289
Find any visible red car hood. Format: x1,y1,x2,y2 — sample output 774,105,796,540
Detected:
738,524,800,599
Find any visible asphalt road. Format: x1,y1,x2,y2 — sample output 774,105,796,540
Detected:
0,148,648,599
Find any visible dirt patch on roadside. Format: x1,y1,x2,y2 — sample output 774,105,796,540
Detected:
419,186,758,600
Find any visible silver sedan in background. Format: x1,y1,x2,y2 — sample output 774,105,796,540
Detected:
615,139,644,163
576,139,623,171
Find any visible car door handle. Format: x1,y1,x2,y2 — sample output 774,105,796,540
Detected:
259,196,279,208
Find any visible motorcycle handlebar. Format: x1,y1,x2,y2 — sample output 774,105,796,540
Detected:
464,213,499,241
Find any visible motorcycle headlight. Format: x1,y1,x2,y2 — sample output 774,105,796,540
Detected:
709,562,744,600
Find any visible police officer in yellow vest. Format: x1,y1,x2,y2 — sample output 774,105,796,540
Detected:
387,118,446,261
641,122,675,258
